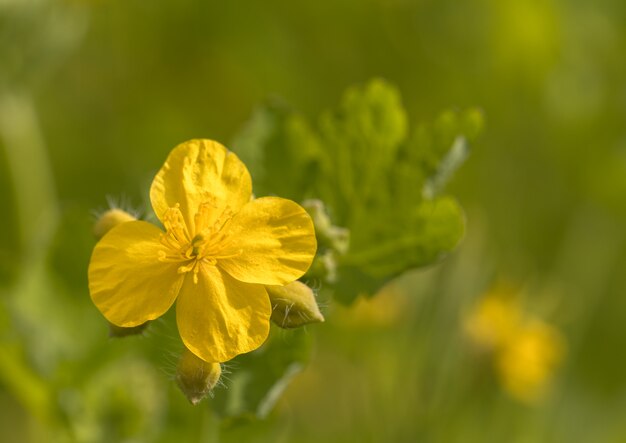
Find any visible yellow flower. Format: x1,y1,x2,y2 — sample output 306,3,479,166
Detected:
464,285,566,404
464,289,522,351
495,320,565,404
88,139,317,362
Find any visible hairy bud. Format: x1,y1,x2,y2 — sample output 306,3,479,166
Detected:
93,208,137,239
301,199,349,254
267,281,324,329
175,348,222,405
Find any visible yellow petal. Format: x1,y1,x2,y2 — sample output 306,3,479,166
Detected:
219,197,317,285
176,265,271,363
150,139,252,233
88,221,184,327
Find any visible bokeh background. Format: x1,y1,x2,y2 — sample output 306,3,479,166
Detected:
2,0,626,442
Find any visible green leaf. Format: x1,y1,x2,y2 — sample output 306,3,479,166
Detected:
231,101,326,201
333,196,465,303
210,327,312,422
232,79,479,305
404,107,484,198
318,78,408,223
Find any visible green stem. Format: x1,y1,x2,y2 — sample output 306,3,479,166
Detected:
0,339,56,425
200,408,220,443
0,90,59,256
0,91,61,427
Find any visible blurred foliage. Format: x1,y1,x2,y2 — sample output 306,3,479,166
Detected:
1,0,626,442
233,79,481,303
213,328,312,422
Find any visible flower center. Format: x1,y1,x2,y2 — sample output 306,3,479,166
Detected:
158,202,240,283
190,234,204,257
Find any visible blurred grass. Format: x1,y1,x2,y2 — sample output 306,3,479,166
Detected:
2,0,626,441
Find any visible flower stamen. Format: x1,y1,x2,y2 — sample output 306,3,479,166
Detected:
161,204,191,250
159,201,244,283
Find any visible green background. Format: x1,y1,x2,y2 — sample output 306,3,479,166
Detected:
2,0,626,441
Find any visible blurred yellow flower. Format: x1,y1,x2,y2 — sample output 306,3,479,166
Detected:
495,320,565,404
465,285,565,404
88,139,317,362
464,289,522,351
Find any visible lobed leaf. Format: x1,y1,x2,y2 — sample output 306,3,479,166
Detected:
232,79,480,304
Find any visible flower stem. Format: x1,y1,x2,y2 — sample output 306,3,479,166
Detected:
0,90,61,428
200,408,220,443
0,90,59,256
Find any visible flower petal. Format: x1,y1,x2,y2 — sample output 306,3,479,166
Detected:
88,221,184,327
176,265,271,363
150,139,252,233
218,197,317,285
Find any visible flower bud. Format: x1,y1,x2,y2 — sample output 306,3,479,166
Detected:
301,199,349,254
267,281,324,329
93,208,137,239
175,348,222,405
307,250,338,283
108,321,150,338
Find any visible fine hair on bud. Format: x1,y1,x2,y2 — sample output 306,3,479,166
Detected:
267,280,325,329
93,208,137,239
175,347,222,405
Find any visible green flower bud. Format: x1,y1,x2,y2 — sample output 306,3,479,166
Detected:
326,225,350,255
307,250,338,283
93,208,137,239
301,199,349,254
267,281,325,329
175,348,222,405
